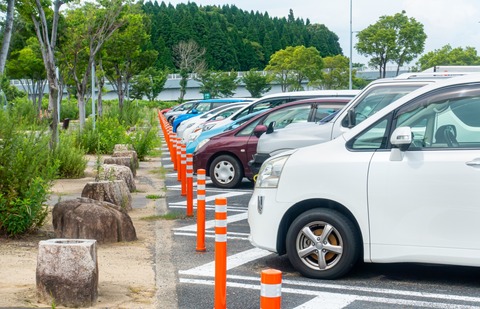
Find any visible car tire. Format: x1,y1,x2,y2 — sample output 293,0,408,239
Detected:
209,155,243,188
286,208,360,279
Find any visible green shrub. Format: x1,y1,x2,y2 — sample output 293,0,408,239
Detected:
128,124,160,161
77,117,128,154
53,132,88,178
0,113,58,236
60,98,79,120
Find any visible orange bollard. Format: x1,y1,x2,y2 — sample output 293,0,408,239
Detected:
186,154,193,217
176,139,182,180
260,269,282,309
214,197,227,309
181,146,187,195
172,138,178,171
196,169,206,252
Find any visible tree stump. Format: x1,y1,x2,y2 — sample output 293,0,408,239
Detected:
36,239,98,307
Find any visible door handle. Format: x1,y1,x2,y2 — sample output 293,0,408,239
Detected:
466,159,480,167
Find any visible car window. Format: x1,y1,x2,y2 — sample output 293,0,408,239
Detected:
314,107,342,122
394,84,480,149
349,118,390,150
194,102,211,113
236,118,264,137
266,106,311,130
341,84,425,128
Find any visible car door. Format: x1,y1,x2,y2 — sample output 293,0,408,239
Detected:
361,84,480,264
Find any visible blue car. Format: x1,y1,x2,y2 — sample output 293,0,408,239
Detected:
172,98,253,132
186,110,267,154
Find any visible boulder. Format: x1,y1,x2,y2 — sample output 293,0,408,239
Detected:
104,156,137,177
112,150,139,169
98,164,136,192
114,144,133,152
36,239,98,307
81,180,132,211
52,198,137,244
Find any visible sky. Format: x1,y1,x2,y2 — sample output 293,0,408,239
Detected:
163,0,480,68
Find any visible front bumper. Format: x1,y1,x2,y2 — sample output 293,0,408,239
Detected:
247,187,290,253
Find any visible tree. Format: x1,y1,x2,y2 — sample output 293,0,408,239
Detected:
17,0,68,146
241,69,272,98
172,40,206,101
103,7,157,111
196,70,238,98
0,0,15,74
6,37,46,111
356,11,426,78
314,55,351,90
59,0,126,130
265,45,323,92
130,67,167,101
416,44,480,71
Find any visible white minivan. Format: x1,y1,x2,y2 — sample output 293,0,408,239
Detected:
248,73,480,279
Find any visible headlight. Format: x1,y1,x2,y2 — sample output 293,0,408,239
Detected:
255,154,289,188
194,138,210,152
189,131,201,142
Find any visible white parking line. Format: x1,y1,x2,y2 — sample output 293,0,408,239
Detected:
179,248,272,276
173,212,247,232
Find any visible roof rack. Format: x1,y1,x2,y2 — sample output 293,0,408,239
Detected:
394,72,477,80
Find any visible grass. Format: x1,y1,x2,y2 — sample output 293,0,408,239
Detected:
141,212,185,221
146,194,163,199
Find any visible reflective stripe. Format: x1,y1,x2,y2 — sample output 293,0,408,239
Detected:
197,184,205,190
187,172,193,177
215,234,227,242
260,283,282,297
216,219,227,227
216,205,227,213
197,195,205,201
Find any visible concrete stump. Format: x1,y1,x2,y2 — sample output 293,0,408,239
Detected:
103,156,136,177
36,239,98,307
114,144,133,152
98,164,136,192
112,150,139,169
81,180,132,211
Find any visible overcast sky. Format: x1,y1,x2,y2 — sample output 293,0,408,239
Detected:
164,0,480,67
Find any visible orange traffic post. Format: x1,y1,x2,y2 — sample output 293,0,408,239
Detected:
180,145,187,195
196,169,206,252
172,137,178,171
214,197,228,309
176,139,182,181
186,154,194,217
260,269,282,309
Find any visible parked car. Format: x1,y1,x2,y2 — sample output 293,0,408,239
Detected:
172,98,253,132
198,89,360,134
176,102,250,141
249,72,475,174
193,97,351,188
164,100,199,124
186,110,267,154
248,73,480,280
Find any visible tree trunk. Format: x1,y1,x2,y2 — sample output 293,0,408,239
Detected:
0,0,15,75
97,59,104,117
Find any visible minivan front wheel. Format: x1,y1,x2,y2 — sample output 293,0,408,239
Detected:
286,208,360,279
209,155,243,188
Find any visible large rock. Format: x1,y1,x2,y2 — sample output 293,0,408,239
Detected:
36,239,98,307
81,180,132,211
103,156,137,177
52,198,137,243
113,150,139,169
114,144,133,152
98,164,136,192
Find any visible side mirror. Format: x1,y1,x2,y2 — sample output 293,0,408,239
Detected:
253,124,268,138
347,109,356,128
390,126,413,151
266,121,276,134
191,109,199,114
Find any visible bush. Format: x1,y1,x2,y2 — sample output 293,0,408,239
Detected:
0,113,58,236
77,117,128,154
128,124,160,161
53,131,88,178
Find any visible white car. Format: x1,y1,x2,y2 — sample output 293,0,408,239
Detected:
175,102,249,142
248,73,480,279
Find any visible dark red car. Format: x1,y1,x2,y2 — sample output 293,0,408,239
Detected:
192,97,352,188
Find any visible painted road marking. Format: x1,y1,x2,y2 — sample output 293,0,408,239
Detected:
173,212,247,232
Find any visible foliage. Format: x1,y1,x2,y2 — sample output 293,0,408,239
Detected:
241,69,272,98
127,123,160,161
77,117,128,154
60,98,80,120
265,45,323,91
415,45,480,71
196,70,239,98
0,112,58,236
356,11,426,77
130,67,168,101
172,40,206,101
53,132,88,178
315,55,351,90
0,75,26,103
